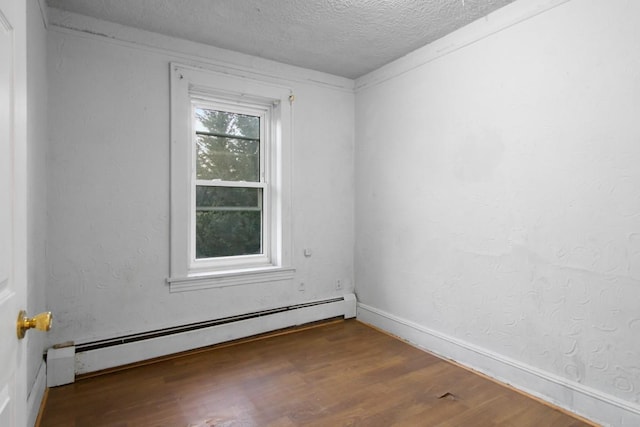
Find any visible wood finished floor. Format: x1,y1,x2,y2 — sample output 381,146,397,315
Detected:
39,320,594,427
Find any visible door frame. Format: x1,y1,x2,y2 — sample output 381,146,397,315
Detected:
0,0,29,425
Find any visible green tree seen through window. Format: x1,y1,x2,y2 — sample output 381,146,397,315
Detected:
194,109,263,258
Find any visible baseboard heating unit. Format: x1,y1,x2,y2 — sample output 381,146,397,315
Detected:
71,293,356,376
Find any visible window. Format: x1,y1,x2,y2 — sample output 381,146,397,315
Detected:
169,64,294,291
193,105,265,262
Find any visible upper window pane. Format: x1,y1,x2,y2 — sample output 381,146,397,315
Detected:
195,108,260,182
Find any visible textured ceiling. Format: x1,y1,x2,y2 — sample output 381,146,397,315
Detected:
46,0,516,79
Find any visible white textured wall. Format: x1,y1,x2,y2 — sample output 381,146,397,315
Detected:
46,19,354,346
26,0,48,398
355,0,639,415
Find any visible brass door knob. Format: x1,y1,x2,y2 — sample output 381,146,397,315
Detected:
17,310,53,339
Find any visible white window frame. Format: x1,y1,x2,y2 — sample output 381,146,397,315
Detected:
168,63,294,292
191,99,269,269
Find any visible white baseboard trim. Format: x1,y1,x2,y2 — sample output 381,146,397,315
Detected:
357,302,640,427
26,361,46,427
75,294,356,375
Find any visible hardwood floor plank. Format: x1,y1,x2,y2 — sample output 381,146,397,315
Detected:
39,320,595,427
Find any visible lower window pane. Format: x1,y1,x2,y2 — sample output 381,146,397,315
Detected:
196,210,262,258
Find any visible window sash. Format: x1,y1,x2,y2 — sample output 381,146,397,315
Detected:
195,180,266,188
190,102,271,268
194,184,265,258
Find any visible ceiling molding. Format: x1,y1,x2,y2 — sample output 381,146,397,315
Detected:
47,7,355,93
46,0,517,79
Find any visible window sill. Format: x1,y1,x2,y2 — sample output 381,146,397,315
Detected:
167,266,296,293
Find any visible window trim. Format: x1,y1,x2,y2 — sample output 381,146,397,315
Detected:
169,63,294,292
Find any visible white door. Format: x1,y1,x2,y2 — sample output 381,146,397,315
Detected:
0,0,27,425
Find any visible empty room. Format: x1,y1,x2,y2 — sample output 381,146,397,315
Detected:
1,0,638,426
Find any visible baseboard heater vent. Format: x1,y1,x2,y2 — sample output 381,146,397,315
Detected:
77,297,344,353
73,293,356,375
